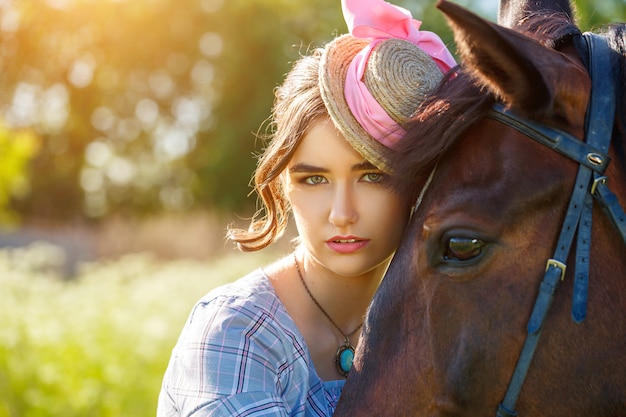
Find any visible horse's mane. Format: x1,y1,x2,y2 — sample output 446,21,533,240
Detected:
392,14,626,197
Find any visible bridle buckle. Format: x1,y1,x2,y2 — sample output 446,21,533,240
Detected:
591,176,607,195
545,259,566,281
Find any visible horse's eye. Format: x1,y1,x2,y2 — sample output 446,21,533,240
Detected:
444,237,484,261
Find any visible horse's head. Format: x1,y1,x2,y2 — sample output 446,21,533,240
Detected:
335,1,626,416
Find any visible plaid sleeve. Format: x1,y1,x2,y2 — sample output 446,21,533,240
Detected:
158,294,297,417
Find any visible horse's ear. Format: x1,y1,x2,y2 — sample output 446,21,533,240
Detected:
497,0,575,28
437,0,588,123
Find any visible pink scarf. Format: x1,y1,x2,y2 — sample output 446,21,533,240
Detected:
342,0,456,147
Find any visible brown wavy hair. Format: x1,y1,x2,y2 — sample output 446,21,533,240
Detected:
227,49,327,251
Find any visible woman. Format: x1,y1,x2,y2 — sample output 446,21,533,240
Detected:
157,0,455,415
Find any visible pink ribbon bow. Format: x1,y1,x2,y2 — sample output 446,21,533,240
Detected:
342,0,456,147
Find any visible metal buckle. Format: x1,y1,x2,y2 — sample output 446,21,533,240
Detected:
545,259,566,281
591,176,607,195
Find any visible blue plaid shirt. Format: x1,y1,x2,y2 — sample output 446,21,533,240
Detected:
157,269,344,416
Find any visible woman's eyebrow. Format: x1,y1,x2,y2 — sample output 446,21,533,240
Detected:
288,161,377,173
353,161,378,171
289,163,328,173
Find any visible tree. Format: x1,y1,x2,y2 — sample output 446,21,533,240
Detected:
0,0,344,223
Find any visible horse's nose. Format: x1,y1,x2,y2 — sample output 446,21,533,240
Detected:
329,185,358,227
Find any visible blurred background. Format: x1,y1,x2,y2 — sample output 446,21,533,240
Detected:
0,0,623,415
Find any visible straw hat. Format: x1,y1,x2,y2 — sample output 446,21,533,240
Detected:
319,34,443,172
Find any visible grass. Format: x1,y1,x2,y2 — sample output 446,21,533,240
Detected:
0,242,280,417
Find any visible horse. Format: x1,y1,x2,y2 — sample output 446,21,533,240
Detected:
334,0,626,415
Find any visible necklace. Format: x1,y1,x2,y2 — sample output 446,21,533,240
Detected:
293,253,363,377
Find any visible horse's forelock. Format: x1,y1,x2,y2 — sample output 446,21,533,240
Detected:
391,71,494,197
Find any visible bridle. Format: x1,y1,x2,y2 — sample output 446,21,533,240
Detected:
485,33,626,417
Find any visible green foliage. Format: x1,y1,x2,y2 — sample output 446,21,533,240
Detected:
0,125,39,226
0,0,345,221
573,0,626,31
0,243,276,417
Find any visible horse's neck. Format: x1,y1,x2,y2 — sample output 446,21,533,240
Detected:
498,0,575,28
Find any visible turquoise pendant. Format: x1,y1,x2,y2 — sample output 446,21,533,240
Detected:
334,339,355,377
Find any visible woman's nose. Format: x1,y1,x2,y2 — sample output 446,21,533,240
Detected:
328,185,358,227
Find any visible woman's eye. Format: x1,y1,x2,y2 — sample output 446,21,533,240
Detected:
362,172,383,183
305,175,326,185
444,237,484,261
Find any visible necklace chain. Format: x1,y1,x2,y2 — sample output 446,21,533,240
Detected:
293,253,363,340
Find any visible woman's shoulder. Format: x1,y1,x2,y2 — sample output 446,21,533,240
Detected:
175,267,310,370
199,268,279,312
184,268,297,337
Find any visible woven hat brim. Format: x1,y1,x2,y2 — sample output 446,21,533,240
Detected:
319,35,395,173
319,35,443,174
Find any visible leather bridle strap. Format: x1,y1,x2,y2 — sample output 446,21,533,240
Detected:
489,115,602,417
487,105,609,172
485,33,619,417
585,31,626,246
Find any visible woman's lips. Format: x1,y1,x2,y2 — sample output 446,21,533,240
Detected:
326,236,370,253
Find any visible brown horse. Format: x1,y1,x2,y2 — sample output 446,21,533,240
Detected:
334,1,626,416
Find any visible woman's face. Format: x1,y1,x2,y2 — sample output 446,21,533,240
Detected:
284,117,411,277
